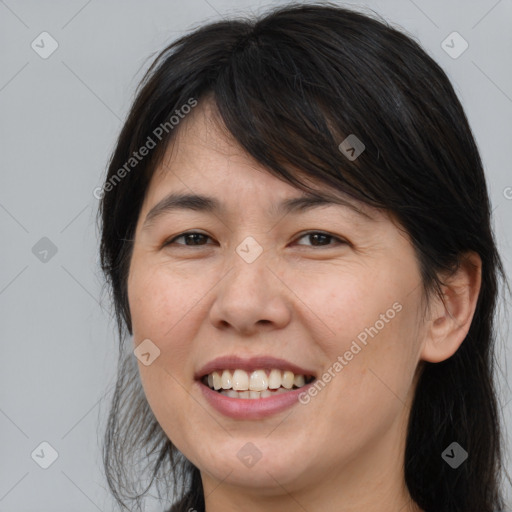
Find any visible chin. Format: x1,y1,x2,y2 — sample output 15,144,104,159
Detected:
192,438,312,491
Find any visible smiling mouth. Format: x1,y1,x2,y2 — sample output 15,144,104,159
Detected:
201,368,315,399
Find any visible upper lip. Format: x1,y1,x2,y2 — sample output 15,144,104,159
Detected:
195,355,316,380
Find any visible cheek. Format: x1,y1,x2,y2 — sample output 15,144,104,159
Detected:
303,302,422,461
128,259,208,343
127,260,226,399
127,263,211,452
287,262,406,348
298,263,422,404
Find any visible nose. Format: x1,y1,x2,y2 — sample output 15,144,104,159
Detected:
208,249,292,336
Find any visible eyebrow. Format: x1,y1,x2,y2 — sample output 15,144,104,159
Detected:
142,191,373,230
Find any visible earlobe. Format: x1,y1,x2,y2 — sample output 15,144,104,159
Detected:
420,252,482,363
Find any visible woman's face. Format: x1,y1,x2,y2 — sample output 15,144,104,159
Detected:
127,102,429,503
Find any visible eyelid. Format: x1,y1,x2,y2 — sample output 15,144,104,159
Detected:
163,230,212,247
163,230,349,248
293,230,348,247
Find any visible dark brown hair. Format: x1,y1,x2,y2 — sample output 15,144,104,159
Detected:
98,3,510,511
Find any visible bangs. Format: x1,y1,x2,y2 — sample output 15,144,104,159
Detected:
204,16,439,218
211,31,383,207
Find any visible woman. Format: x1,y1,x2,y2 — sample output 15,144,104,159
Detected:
98,3,510,511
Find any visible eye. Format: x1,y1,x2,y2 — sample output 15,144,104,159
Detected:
294,231,347,248
163,230,347,248
164,231,213,247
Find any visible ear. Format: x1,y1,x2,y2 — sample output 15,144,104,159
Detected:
420,252,482,363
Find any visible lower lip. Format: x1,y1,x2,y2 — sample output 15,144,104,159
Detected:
197,380,315,420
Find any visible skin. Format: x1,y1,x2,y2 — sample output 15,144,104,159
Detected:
127,100,482,512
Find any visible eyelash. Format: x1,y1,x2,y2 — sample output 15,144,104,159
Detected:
163,230,347,249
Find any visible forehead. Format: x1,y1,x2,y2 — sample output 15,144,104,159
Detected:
161,98,241,165
140,99,384,226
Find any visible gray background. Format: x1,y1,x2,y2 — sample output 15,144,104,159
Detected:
1,0,511,510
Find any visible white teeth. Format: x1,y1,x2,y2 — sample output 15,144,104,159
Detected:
205,368,312,395
281,371,294,389
249,370,268,391
212,371,222,390
232,369,249,391
268,369,282,389
221,370,232,389
217,386,304,399
293,374,305,387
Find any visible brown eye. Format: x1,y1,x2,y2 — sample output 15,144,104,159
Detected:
294,231,346,248
164,232,213,246
163,230,347,249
